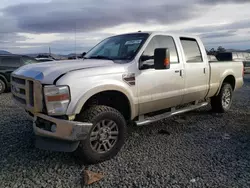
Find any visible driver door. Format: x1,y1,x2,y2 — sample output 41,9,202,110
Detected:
137,35,185,115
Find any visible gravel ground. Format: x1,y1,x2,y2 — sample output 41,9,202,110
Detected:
0,75,250,188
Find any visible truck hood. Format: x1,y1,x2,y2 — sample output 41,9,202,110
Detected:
13,59,117,84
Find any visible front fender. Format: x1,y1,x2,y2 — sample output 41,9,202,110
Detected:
66,79,138,120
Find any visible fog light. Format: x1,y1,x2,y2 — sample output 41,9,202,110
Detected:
51,124,57,132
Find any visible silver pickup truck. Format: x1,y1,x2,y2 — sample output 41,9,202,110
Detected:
11,32,244,164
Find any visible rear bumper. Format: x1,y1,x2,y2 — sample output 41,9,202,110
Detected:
32,113,92,152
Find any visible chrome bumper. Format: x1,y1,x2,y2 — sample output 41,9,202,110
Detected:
33,113,92,141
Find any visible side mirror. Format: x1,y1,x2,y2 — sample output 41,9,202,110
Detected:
140,55,153,62
82,52,86,57
154,48,170,70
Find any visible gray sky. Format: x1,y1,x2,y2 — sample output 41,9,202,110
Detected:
1,0,250,54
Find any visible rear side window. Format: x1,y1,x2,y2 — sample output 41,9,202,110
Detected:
0,57,21,67
180,37,203,63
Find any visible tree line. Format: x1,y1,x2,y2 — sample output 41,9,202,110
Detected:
206,46,226,55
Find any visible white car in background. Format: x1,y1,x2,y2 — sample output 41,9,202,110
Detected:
35,58,55,62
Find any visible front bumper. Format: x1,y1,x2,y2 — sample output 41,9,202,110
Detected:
32,113,92,152
33,113,92,141
30,113,92,152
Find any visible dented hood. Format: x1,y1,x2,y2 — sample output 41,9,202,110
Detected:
12,59,115,84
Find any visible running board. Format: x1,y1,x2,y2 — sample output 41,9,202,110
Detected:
135,102,208,126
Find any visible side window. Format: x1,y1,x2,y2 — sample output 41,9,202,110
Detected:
142,35,179,65
1,57,21,67
180,37,203,63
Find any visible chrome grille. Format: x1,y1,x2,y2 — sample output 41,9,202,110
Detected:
11,74,43,113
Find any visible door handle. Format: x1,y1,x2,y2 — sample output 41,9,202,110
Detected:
203,68,206,74
175,70,184,77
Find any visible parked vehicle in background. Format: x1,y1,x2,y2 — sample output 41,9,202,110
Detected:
0,55,39,94
11,32,244,164
208,55,218,62
244,61,250,73
35,57,55,62
243,53,250,73
216,52,250,73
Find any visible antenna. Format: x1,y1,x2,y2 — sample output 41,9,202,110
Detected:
75,22,77,59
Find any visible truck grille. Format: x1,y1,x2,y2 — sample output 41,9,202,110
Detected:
11,74,43,113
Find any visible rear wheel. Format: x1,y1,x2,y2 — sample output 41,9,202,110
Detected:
211,83,233,113
0,79,6,94
75,105,127,164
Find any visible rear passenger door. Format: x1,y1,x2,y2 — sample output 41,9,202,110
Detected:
180,37,209,104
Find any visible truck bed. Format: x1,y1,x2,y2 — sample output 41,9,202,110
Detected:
207,61,244,98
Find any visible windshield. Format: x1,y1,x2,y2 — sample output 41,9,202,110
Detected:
84,33,149,62
22,56,39,64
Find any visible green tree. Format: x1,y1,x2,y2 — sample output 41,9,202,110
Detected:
217,46,226,52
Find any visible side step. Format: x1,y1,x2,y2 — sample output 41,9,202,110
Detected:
135,102,208,126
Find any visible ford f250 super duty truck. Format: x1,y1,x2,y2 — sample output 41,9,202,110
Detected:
11,32,244,164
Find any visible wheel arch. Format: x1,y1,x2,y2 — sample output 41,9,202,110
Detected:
216,74,236,96
0,74,8,86
73,85,137,120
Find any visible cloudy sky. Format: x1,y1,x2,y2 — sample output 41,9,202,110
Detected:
1,0,250,54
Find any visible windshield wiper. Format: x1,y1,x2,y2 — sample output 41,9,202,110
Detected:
88,55,113,60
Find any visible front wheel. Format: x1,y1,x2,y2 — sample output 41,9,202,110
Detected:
75,105,127,164
211,83,233,113
0,79,6,94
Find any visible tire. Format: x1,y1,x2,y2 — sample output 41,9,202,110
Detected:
0,79,6,94
75,105,127,164
211,83,233,113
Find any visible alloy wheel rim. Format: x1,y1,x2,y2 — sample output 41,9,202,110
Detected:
0,82,3,92
89,119,119,153
222,88,231,109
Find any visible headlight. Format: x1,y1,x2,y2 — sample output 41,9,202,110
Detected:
44,85,70,115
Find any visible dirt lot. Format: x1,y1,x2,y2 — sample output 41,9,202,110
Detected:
0,75,249,188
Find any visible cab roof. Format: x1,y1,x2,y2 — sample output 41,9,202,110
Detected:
113,31,200,40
